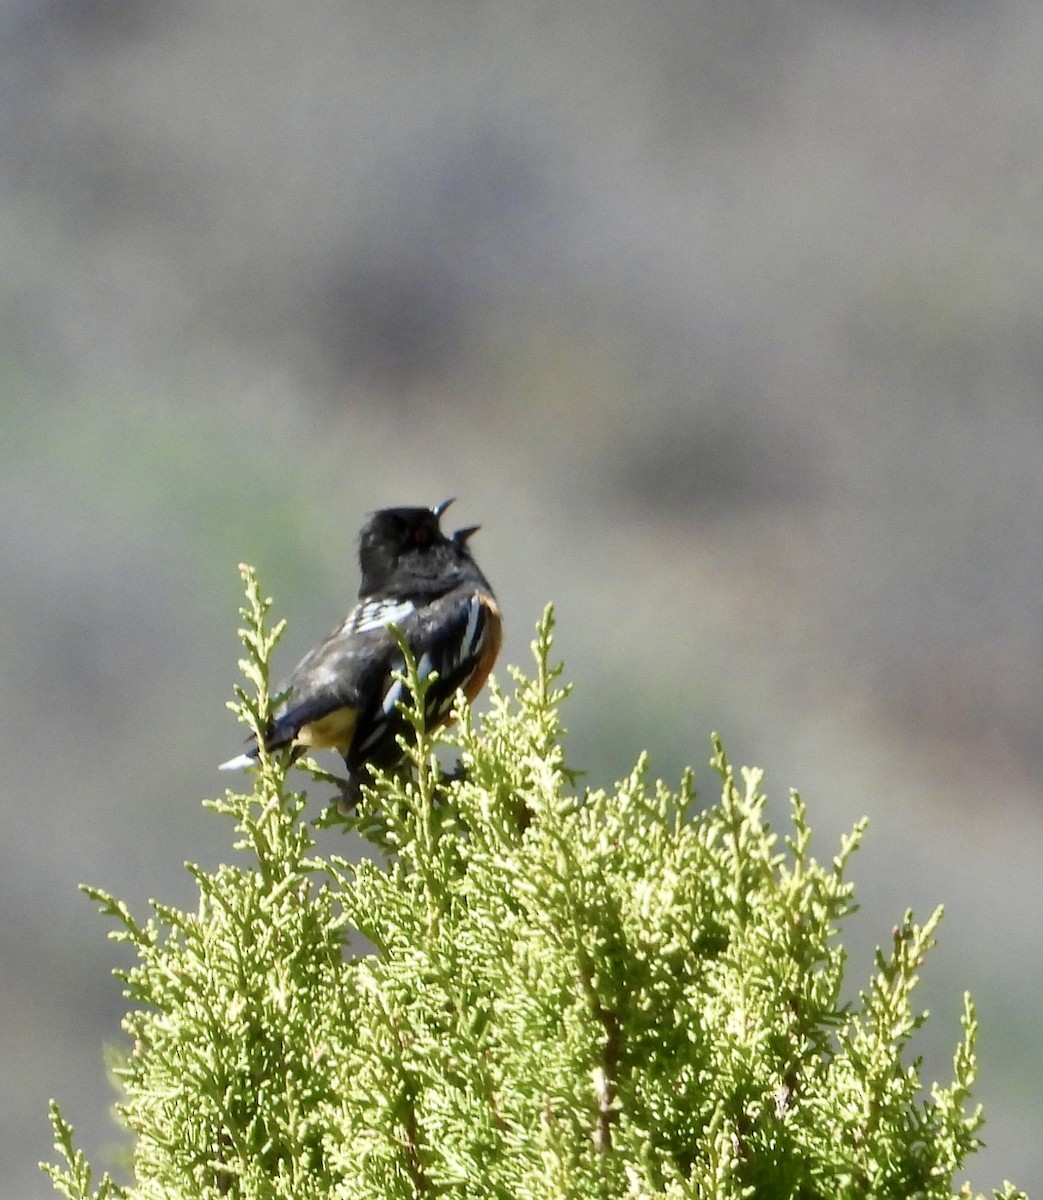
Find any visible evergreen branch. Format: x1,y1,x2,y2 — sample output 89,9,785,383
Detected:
41,577,1027,1200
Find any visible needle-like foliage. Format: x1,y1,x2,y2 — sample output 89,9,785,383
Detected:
44,566,1027,1200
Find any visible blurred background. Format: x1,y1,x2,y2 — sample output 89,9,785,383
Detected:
2,1,1041,1194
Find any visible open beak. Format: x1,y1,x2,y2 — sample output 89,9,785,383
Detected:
432,497,456,518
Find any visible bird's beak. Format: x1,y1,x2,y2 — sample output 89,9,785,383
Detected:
453,524,481,543
432,497,456,518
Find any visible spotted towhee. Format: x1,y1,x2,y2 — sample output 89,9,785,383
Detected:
219,499,501,803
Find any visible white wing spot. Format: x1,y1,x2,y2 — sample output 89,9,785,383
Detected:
348,598,416,634
462,596,483,656
381,676,406,715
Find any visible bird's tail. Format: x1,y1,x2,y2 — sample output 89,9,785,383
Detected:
218,751,257,772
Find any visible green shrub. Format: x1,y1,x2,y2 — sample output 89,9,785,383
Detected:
44,568,1027,1200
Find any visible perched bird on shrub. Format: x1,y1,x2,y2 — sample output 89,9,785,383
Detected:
220,499,501,803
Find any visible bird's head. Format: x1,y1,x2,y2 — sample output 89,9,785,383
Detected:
357,499,484,598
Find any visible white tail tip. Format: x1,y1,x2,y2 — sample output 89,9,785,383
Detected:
218,752,255,772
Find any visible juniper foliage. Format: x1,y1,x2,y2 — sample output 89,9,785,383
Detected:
44,567,1027,1200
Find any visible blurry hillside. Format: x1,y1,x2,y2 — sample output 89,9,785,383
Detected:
2,2,1042,1196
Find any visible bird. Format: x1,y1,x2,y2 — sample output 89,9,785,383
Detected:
219,499,501,804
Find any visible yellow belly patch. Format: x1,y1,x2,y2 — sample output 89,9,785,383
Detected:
294,706,358,752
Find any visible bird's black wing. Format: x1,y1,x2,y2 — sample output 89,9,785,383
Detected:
225,588,497,772
343,586,501,771
263,599,418,750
